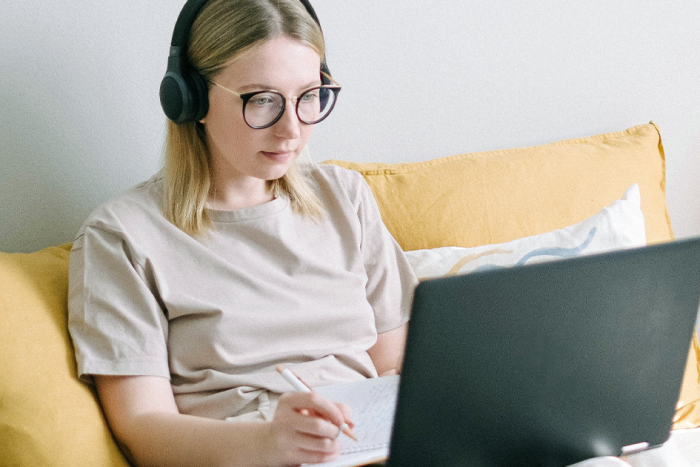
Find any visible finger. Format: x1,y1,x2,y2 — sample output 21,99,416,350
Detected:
335,402,354,429
293,409,347,439
303,407,355,441
294,447,341,465
293,430,343,454
279,439,341,467
284,391,347,428
277,394,347,439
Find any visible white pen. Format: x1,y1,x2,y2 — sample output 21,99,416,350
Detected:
276,364,357,441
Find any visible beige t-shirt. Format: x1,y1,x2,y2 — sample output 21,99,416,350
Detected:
68,164,417,420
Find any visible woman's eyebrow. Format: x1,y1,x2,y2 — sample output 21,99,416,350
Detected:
299,79,323,90
236,80,323,93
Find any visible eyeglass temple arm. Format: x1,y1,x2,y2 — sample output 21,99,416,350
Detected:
321,71,340,87
210,81,242,97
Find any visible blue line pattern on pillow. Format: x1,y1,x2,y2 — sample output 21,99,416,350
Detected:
471,227,597,273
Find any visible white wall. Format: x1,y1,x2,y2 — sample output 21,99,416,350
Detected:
2,1,699,253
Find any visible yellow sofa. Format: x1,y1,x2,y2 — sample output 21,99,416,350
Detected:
1,122,698,466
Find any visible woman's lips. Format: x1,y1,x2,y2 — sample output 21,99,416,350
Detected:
261,150,294,163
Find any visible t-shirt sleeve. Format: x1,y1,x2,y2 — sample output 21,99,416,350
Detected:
354,176,418,333
68,225,170,384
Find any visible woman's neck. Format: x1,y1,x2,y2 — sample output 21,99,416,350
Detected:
206,178,275,211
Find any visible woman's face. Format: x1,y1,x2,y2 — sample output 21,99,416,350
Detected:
203,36,322,190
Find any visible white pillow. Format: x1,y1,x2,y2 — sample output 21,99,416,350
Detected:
405,184,646,280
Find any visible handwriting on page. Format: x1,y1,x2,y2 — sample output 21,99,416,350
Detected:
351,381,398,445
314,375,400,455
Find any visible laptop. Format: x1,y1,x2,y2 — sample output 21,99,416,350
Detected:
387,236,700,467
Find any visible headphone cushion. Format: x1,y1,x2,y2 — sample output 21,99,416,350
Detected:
160,72,188,123
188,69,209,122
160,68,209,123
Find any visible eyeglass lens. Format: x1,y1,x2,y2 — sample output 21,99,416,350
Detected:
243,86,338,128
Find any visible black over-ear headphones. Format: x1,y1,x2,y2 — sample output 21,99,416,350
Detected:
159,0,331,124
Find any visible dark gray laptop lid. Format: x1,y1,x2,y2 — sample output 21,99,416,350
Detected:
389,237,700,467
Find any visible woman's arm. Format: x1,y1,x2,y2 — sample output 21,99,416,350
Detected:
367,322,408,376
95,375,353,467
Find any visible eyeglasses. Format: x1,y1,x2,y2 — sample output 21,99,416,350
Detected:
209,73,341,129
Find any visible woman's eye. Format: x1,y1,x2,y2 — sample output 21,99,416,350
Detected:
250,93,277,106
301,91,319,102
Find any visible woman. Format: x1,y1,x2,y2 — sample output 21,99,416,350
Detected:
68,0,417,466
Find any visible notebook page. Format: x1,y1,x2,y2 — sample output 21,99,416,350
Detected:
306,375,399,467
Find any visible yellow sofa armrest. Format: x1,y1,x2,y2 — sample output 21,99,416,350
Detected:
0,244,129,467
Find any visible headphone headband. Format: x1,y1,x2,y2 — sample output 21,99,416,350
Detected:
170,0,211,50
160,0,330,124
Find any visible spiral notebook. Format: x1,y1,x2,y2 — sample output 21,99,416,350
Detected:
305,375,399,467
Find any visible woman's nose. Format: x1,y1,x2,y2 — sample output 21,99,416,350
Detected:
273,101,301,139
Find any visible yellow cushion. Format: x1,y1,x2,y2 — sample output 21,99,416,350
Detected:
325,123,673,251
0,244,129,467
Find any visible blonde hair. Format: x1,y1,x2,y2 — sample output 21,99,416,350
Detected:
163,0,326,236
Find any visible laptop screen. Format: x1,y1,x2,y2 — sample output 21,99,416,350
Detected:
388,237,700,467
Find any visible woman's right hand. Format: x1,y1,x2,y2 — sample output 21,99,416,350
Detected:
94,374,354,467
265,391,354,466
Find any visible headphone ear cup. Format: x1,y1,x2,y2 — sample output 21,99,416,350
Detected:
160,60,209,124
160,70,189,123
187,69,209,122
